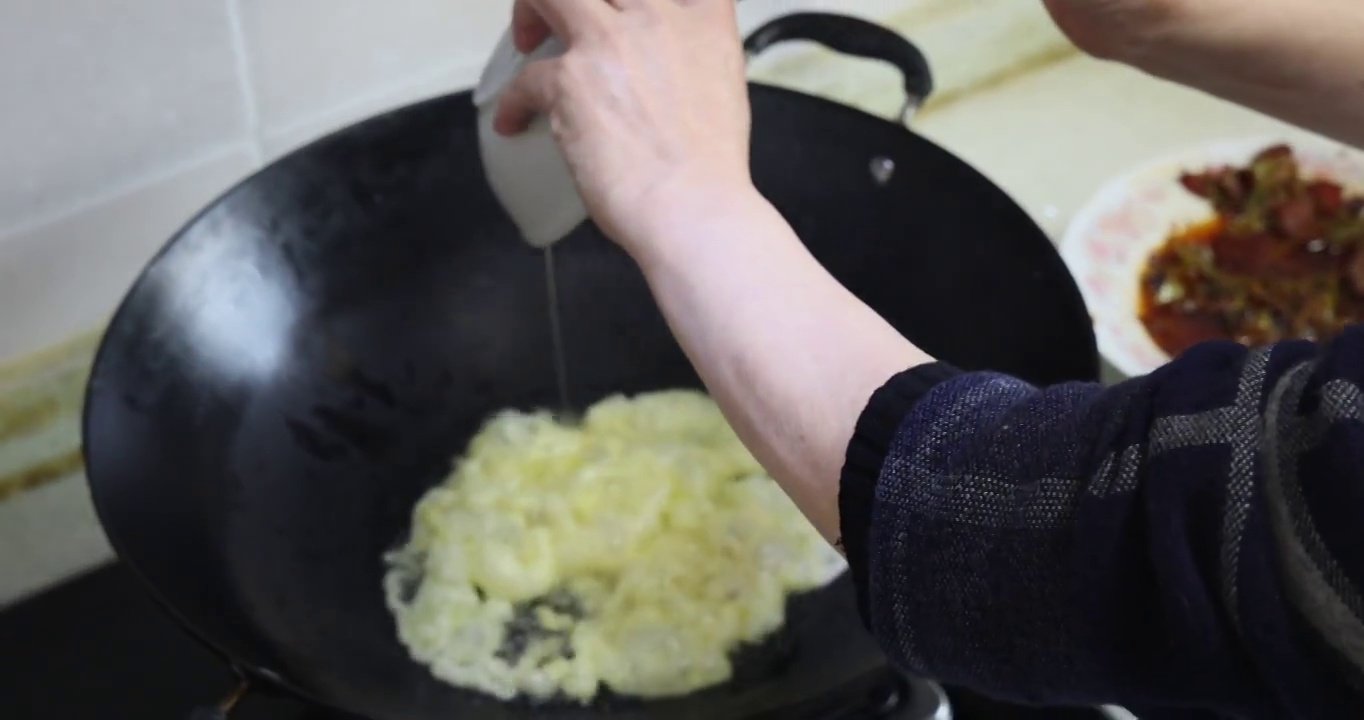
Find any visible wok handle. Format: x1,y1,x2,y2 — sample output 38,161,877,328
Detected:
743,12,934,126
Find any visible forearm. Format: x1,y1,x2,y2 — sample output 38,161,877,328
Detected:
1129,0,1364,147
625,183,932,545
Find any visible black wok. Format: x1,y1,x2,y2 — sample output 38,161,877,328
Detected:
82,12,1098,720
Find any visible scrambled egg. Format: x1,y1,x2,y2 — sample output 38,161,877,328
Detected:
383,390,845,703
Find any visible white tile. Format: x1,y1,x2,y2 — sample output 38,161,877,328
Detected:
0,149,257,364
0,0,246,233
238,0,512,135
0,473,112,609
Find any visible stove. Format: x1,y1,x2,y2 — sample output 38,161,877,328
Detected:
0,564,1108,720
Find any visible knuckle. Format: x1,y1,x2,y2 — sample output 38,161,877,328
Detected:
554,54,584,88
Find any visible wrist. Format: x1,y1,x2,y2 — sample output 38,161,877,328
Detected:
616,172,773,267
1126,0,1361,99
1052,0,1223,71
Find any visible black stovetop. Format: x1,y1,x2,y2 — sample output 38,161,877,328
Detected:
0,563,1105,720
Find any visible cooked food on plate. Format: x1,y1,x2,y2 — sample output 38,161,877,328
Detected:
383,390,845,704
1139,144,1364,355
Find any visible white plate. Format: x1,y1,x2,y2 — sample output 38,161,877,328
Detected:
1058,135,1364,378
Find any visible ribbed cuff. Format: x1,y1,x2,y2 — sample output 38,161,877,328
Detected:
839,361,962,629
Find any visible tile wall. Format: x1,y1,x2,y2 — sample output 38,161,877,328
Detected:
2,0,995,364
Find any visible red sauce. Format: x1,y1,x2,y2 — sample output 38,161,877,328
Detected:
1139,221,1231,353
1137,145,1364,357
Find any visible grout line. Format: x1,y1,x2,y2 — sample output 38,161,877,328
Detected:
0,143,250,242
225,0,266,166
0,2,263,244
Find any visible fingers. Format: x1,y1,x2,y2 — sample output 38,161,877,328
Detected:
512,0,614,51
493,58,561,136
511,0,719,53
683,0,739,27
510,0,551,53
498,0,739,136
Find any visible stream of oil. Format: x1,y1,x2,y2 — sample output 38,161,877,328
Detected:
543,245,572,416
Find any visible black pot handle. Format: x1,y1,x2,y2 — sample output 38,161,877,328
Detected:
743,12,934,125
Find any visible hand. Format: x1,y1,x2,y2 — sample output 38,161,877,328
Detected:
495,0,753,250
1041,0,1364,149
1041,0,1182,62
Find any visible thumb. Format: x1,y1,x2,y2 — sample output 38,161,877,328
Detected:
493,58,562,136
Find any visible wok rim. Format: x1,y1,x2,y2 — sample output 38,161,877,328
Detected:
81,82,1097,713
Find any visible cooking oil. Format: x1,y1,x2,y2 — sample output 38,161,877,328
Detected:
543,246,571,416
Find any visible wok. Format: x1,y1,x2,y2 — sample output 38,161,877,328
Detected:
83,11,1099,720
